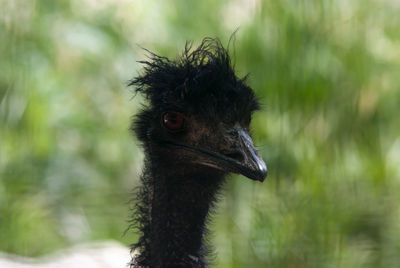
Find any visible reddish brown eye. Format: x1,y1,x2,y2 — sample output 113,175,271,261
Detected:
163,111,184,131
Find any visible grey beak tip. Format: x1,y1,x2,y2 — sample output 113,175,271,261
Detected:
258,167,268,182
255,160,267,182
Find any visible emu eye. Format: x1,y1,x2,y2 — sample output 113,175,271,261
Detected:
163,111,184,131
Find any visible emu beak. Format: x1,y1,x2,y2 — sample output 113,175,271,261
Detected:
223,126,267,182
162,125,267,182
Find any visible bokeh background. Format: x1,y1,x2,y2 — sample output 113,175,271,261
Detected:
1,0,400,267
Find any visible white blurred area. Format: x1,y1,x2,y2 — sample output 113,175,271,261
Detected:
0,242,130,268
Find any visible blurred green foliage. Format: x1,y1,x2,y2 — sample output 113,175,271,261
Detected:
1,0,400,267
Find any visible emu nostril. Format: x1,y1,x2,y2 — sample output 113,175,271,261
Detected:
223,151,245,162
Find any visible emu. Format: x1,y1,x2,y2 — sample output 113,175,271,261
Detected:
129,38,267,268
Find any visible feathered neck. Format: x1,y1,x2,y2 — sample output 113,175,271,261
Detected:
130,150,225,268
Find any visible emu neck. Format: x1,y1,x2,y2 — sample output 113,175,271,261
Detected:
134,152,225,268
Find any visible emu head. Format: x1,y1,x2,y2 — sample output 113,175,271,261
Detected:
130,38,267,182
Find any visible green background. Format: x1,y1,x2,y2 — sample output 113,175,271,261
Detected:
1,0,400,267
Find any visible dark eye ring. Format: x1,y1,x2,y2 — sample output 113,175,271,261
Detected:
163,111,185,131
